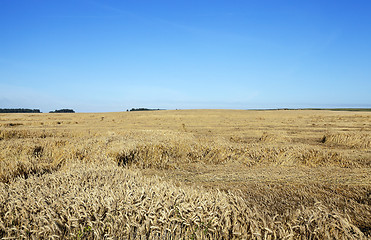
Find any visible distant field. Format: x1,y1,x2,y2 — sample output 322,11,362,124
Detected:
255,108,371,112
303,108,371,112
0,110,370,239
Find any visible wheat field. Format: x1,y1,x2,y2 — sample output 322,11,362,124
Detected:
0,109,370,239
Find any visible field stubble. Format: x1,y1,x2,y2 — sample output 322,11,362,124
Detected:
0,110,370,239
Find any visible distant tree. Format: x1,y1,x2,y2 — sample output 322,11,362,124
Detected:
49,109,75,113
0,108,41,113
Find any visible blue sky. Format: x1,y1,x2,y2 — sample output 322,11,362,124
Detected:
1,0,370,112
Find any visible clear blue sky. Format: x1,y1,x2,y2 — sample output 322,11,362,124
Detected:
1,0,370,112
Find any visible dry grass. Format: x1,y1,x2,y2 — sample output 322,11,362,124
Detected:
0,110,370,239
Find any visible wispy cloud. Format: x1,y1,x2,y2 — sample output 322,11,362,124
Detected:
84,0,232,38
44,15,123,19
85,0,143,19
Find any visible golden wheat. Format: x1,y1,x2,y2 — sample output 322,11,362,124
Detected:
322,132,371,149
0,110,370,239
0,164,365,239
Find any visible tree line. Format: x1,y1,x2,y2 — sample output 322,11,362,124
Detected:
128,108,163,112
0,108,75,113
0,108,41,113
49,109,75,113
